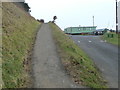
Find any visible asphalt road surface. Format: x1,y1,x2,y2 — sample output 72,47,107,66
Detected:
70,35,118,88
31,24,84,88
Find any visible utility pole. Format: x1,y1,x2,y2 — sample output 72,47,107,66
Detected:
116,0,118,34
93,16,94,26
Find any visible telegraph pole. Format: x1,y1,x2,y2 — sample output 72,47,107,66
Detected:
116,0,118,34
93,16,94,26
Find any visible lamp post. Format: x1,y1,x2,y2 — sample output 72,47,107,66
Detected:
93,16,94,26
116,0,118,34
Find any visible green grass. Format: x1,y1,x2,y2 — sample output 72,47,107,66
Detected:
2,2,40,88
102,32,120,46
49,23,107,88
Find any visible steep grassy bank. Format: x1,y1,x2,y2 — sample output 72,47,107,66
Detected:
2,2,40,88
49,23,107,88
101,32,119,46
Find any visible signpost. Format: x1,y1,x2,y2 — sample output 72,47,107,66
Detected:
116,0,118,34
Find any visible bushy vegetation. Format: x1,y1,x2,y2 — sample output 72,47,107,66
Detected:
2,2,40,88
49,23,107,88
102,32,119,46
14,2,30,13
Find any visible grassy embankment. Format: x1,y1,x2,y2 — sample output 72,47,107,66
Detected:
49,23,107,88
102,32,120,46
2,3,40,88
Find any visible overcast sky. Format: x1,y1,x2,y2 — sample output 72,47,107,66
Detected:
25,0,120,30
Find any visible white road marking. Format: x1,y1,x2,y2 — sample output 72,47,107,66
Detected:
78,41,80,43
89,41,92,42
100,40,104,42
71,84,74,87
100,40,107,43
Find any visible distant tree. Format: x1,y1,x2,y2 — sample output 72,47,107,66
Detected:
37,19,44,23
53,16,57,21
40,19,44,23
52,16,57,23
37,19,40,22
52,21,55,23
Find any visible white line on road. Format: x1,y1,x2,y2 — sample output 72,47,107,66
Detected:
100,40,107,42
88,41,92,42
78,41,80,43
100,40,104,42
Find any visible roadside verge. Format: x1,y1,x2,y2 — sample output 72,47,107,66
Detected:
2,2,41,88
49,22,107,88
101,32,119,47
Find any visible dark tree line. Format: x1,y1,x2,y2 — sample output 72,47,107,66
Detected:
23,3,30,12
37,19,44,23
37,16,57,23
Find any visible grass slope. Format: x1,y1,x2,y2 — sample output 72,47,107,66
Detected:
49,23,107,88
101,32,120,46
2,2,40,88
